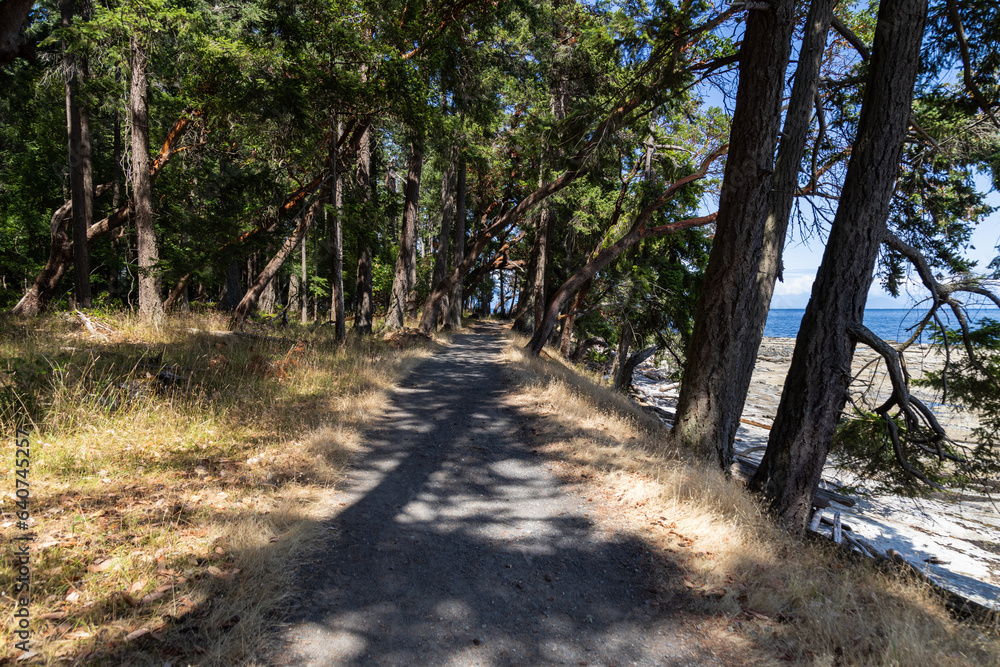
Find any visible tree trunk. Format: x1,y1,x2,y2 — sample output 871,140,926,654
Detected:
130,34,163,325
426,144,458,331
615,346,657,393
62,0,93,308
448,155,466,329
354,125,374,334
259,273,276,313
219,261,243,310
231,199,322,326
668,0,797,467
559,278,592,357
300,221,308,322
164,273,190,311
532,195,552,331
354,246,373,333
387,139,423,329
331,114,345,341
0,0,32,65
749,0,928,530
288,272,300,315
610,320,633,390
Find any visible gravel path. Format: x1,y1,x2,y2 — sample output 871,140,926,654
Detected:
272,324,710,666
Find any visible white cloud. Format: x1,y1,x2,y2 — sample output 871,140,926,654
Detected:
773,272,816,296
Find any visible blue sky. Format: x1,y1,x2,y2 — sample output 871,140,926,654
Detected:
772,181,1000,310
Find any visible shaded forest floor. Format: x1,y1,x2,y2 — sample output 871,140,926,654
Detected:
1,313,997,665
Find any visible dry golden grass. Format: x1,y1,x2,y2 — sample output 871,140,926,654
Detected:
501,334,1000,666
1,310,436,666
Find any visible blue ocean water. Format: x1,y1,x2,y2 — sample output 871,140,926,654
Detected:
764,307,1000,342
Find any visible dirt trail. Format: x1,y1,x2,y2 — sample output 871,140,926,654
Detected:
272,323,717,666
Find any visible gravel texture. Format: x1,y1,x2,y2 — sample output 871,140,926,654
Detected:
272,324,712,666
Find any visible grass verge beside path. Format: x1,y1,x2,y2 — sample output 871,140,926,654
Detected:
1,311,436,666
501,334,1000,666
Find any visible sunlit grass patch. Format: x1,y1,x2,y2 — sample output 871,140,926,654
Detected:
500,333,999,666
1,310,434,665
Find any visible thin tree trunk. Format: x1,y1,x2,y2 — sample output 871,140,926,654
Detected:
448,155,466,329
231,199,322,326
749,0,928,529
130,34,162,325
559,278,592,357
668,0,797,466
532,195,552,330
331,114,345,341
164,273,190,311
354,125,374,334
387,139,422,329
62,0,93,308
288,272,300,315
300,221,308,322
427,144,457,330
610,320,633,390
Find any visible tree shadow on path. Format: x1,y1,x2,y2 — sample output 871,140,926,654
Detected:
275,324,710,666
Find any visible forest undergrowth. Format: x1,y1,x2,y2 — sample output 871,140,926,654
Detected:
501,334,1000,666
0,311,435,665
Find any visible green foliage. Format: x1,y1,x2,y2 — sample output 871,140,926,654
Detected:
832,410,947,496
917,318,1000,481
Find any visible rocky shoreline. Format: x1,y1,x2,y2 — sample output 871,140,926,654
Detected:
630,337,1000,613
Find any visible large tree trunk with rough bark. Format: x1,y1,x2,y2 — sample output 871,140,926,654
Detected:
668,0,798,467
130,34,163,325
0,0,32,65
749,0,927,530
387,140,423,329
62,0,94,308
231,199,322,326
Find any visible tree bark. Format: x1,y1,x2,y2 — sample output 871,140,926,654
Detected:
231,199,322,326
330,114,345,341
288,272,300,315
448,155,467,329
300,220,308,322
259,272,276,313
615,345,657,392
749,0,928,530
559,278,592,357
387,139,423,329
0,0,32,65
610,320,633,390
668,0,798,466
130,34,163,325
354,124,374,334
426,144,458,330
219,261,243,310
62,0,93,308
